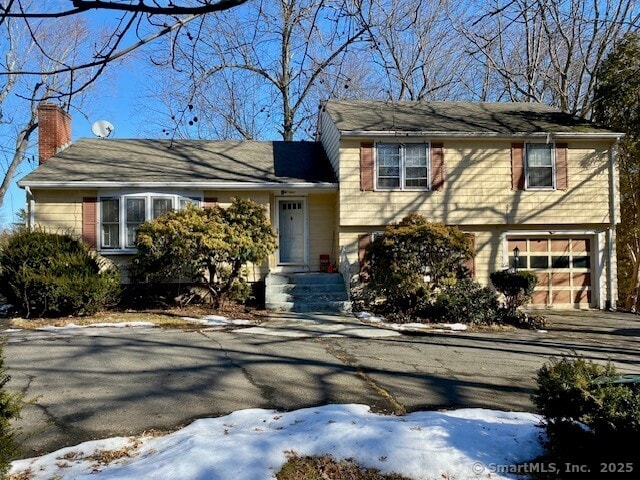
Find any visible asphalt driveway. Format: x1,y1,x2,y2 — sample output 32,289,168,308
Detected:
4,309,640,459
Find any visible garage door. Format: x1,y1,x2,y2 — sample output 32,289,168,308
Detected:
507,237,592,308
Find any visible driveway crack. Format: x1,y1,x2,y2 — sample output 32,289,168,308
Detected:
317,339,406,416
199,331,277,410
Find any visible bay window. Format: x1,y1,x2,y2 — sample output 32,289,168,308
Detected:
100,193,201,250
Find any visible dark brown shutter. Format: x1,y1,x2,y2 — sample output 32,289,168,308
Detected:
203,197,218,208
82,197,97,249
360,143,374,191
430,142,444,191
511,143,525,190
555,143,568,190
462,233,476,279
358,233,372,280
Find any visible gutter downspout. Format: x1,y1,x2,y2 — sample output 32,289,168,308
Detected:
25,186,34,230
606,138,621,310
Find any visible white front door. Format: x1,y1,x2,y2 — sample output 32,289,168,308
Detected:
278,199,306,264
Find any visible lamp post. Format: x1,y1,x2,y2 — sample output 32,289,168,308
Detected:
513,246,520,272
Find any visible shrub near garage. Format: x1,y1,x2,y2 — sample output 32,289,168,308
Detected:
0,228,120,318
489,270,544,328
425,278,501,325
358,213,508,324
361,213,475,319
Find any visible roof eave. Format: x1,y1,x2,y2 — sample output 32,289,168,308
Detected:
17,181,339,191
338,130,624,140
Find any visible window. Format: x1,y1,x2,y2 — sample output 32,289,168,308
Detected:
376,143,429,190
101,198,120,249
126,198,146,248
100,193,201,250
526,143,554,188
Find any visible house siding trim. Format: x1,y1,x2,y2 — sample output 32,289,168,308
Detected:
19,181,338,190
337,131,623,140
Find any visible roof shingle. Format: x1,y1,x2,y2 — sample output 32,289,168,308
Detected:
323,100,617,136
20,139,336,186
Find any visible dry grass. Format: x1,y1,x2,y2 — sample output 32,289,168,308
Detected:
276,453,411,480
6,304,268,331
5,470,35,480
84,440,142,464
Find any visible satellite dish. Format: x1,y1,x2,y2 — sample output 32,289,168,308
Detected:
91,120,115,138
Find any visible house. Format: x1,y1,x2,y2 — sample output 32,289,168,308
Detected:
19,101,622,310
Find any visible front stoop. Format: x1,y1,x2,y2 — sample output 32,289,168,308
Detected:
265,273,351,313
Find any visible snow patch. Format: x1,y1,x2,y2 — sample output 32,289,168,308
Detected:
357,312,469,333
37,322,156,331
181,315,254,327
10,404,546,480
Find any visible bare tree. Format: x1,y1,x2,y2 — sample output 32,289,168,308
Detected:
358,0,474,101
0,0,251,214
0,11,95,211
458,0,640,116
151,0,367,141
0,1,249,18
0,1,250,100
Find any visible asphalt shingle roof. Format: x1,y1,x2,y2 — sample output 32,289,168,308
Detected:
323,100,617,135
20,139,336,186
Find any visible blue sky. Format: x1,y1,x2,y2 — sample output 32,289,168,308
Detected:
0,72,142,227
2,52,147,227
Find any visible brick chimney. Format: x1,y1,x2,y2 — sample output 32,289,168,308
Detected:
38,102,71,164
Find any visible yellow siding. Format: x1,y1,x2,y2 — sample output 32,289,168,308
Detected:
32,189,97,238
308,193,337,271
340,226,608,294
338,139,613,226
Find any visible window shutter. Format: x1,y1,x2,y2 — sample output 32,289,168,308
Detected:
555,143,568,190
358,233,372,280
203,197,218,208
462,233,476,279
430,142,444,191
360,143,374,191
82,197,97,249
511,143,525,190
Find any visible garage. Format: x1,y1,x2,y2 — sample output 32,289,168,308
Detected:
507,236,593,308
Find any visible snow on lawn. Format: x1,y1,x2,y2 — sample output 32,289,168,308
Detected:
37,322,157,331
10,404,546,480
181,314,255,328
355,311,468,332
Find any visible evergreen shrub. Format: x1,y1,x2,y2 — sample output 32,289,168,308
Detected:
0,228,120,317
490,270,537,317
0,341,25,475
427,278,500,325
533,356,640,469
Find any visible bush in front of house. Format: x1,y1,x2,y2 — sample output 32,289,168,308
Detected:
490,270,537,315
0,228,120,318
425,278,501,325
129,197,277,308
533,355,640,469
0,340,25,476
359,213,480,321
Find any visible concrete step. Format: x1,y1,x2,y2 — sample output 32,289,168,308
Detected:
266,273,344,286
265,273,350,314
266,300,352,313
267,283,346,294
267,291,349,303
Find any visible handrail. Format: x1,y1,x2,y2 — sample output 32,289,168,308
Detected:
339,245,351,301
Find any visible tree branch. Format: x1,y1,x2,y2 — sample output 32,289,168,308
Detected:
0,0,249,18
